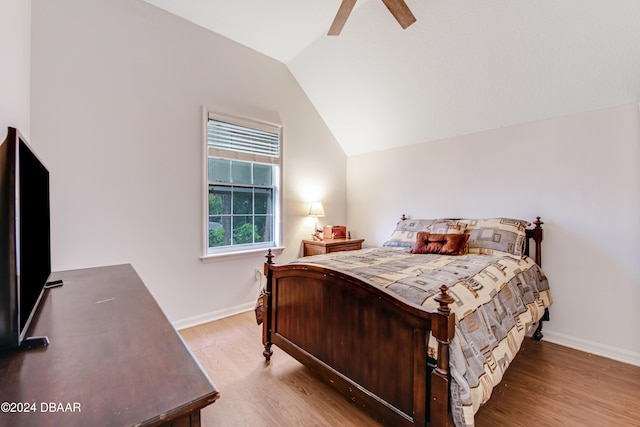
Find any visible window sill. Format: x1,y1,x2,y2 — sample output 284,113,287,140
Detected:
200,246,285,263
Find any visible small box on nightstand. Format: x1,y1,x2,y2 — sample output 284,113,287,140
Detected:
323,225,346,240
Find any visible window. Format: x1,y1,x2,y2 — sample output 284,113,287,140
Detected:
204,111,282,256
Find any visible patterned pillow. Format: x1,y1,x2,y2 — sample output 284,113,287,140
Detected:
411,232,470,255
458,218,530,257
382,218,436,248
426,219,467,235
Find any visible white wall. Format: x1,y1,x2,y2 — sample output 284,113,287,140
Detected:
347,103,640,365
0,0,31,138
31,0,346,325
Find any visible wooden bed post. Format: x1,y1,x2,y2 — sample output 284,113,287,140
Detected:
532,216,543,267
262,249,274,361
431,285,455,427
528,217,547,340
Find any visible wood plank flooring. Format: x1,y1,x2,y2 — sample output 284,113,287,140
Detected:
180,311,640,426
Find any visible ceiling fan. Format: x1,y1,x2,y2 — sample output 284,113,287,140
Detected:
328,0,416,35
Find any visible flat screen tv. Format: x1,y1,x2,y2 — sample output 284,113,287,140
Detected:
0,127,58,352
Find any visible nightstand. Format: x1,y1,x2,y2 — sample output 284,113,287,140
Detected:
302,238,364,257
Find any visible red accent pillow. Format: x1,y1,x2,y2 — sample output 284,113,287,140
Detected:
411,232,469,255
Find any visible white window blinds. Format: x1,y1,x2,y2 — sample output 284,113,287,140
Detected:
207,116,281,165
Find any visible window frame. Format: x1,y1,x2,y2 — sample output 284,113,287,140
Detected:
202,109,283,260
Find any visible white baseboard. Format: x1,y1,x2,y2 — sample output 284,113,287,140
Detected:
172,302,255,331
542,329,640,367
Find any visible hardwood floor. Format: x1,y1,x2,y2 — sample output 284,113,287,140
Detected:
180,311,640,426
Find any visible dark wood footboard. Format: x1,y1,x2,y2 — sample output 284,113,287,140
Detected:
262,251,455,426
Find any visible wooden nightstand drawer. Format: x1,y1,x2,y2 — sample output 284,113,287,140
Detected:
302,238,364,257
326,242,362,253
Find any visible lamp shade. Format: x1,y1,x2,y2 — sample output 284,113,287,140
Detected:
308,201,325,217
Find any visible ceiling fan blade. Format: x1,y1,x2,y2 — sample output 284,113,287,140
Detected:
328,0,357,35
380,0,416,29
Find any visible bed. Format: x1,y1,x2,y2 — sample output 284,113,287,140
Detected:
260,217,552,426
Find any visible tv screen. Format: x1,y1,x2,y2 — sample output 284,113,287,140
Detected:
0,127,52,351
17,134,52,335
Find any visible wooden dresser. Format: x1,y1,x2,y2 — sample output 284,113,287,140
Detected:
302,238,364,256
0,264,219,427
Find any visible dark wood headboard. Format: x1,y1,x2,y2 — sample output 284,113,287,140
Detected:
524,216,543,267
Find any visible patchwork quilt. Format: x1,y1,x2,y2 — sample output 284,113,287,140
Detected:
293,247,552,427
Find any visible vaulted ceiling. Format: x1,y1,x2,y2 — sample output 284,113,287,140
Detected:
143,0,640,156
